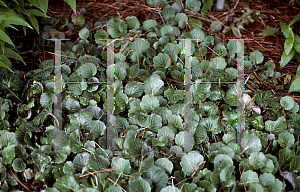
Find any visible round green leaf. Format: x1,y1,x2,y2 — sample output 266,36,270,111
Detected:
162,7,176,21
172,1,183,13
115,93,128,108
144,76,164,96
40,92,56,108
180,151,204,176
224,84,242,106
140,95,160,113
111,157,131,174
153,53,171,72
210,21,222,32
175,131,195,152
175,13,187,29
73,152,89,171
130,39,150,53
107,18,127,38
168,114,183,130
129,179,151,192
214,154,233,168
210,57,227,70
241,134,262,152
125,81,144,97
63,161,75,175
241,170,259,184
67,76,88,95
190,19,204,32
79,27,89,40
157,126,175,140
190,28,205,41
161,186,181,192
265,117,287,133
78,63,97,78
155,158,173,174
142,19,157,31
94,30,108,45
53,174,80,192
2,146,15,164
145,165,168,190
249,50,264,64
1,131,18,148
12,158,26,172
71,15,85,26
249,152,266,169
198,115,222,134
152,136,168,146
278,131,294,148
127,64,139,79
0,74,24,92
250,115,264,130
280,96,295,110
186,0,201,12
290,156,300,172
146,114,162,131
194,125,208,144
62,97,80,113
125,16,140,30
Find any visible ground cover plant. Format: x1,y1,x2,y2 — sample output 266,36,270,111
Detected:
0,0,300,191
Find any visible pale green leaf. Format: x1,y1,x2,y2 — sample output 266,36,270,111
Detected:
280,96,295,110
284,28,294,55
249,50,264,64
0,55,12,72
180,151,204,176
186,0,201,12
175,131,194,152
262,27,276,36
142,19,157,31
26,9,50,17
71,15,85,26
28,15,39,34
280,21,292,38
107,18,127,38
0,29,14,47
288,76,300,93
28,0,48,16
111,157,131,174
79,27,89,40
64,0,76,14
289,13,300,26
0,47,24,64
294,34,300,53
125,16,140,30
210,21,222,32
280,47,295,68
